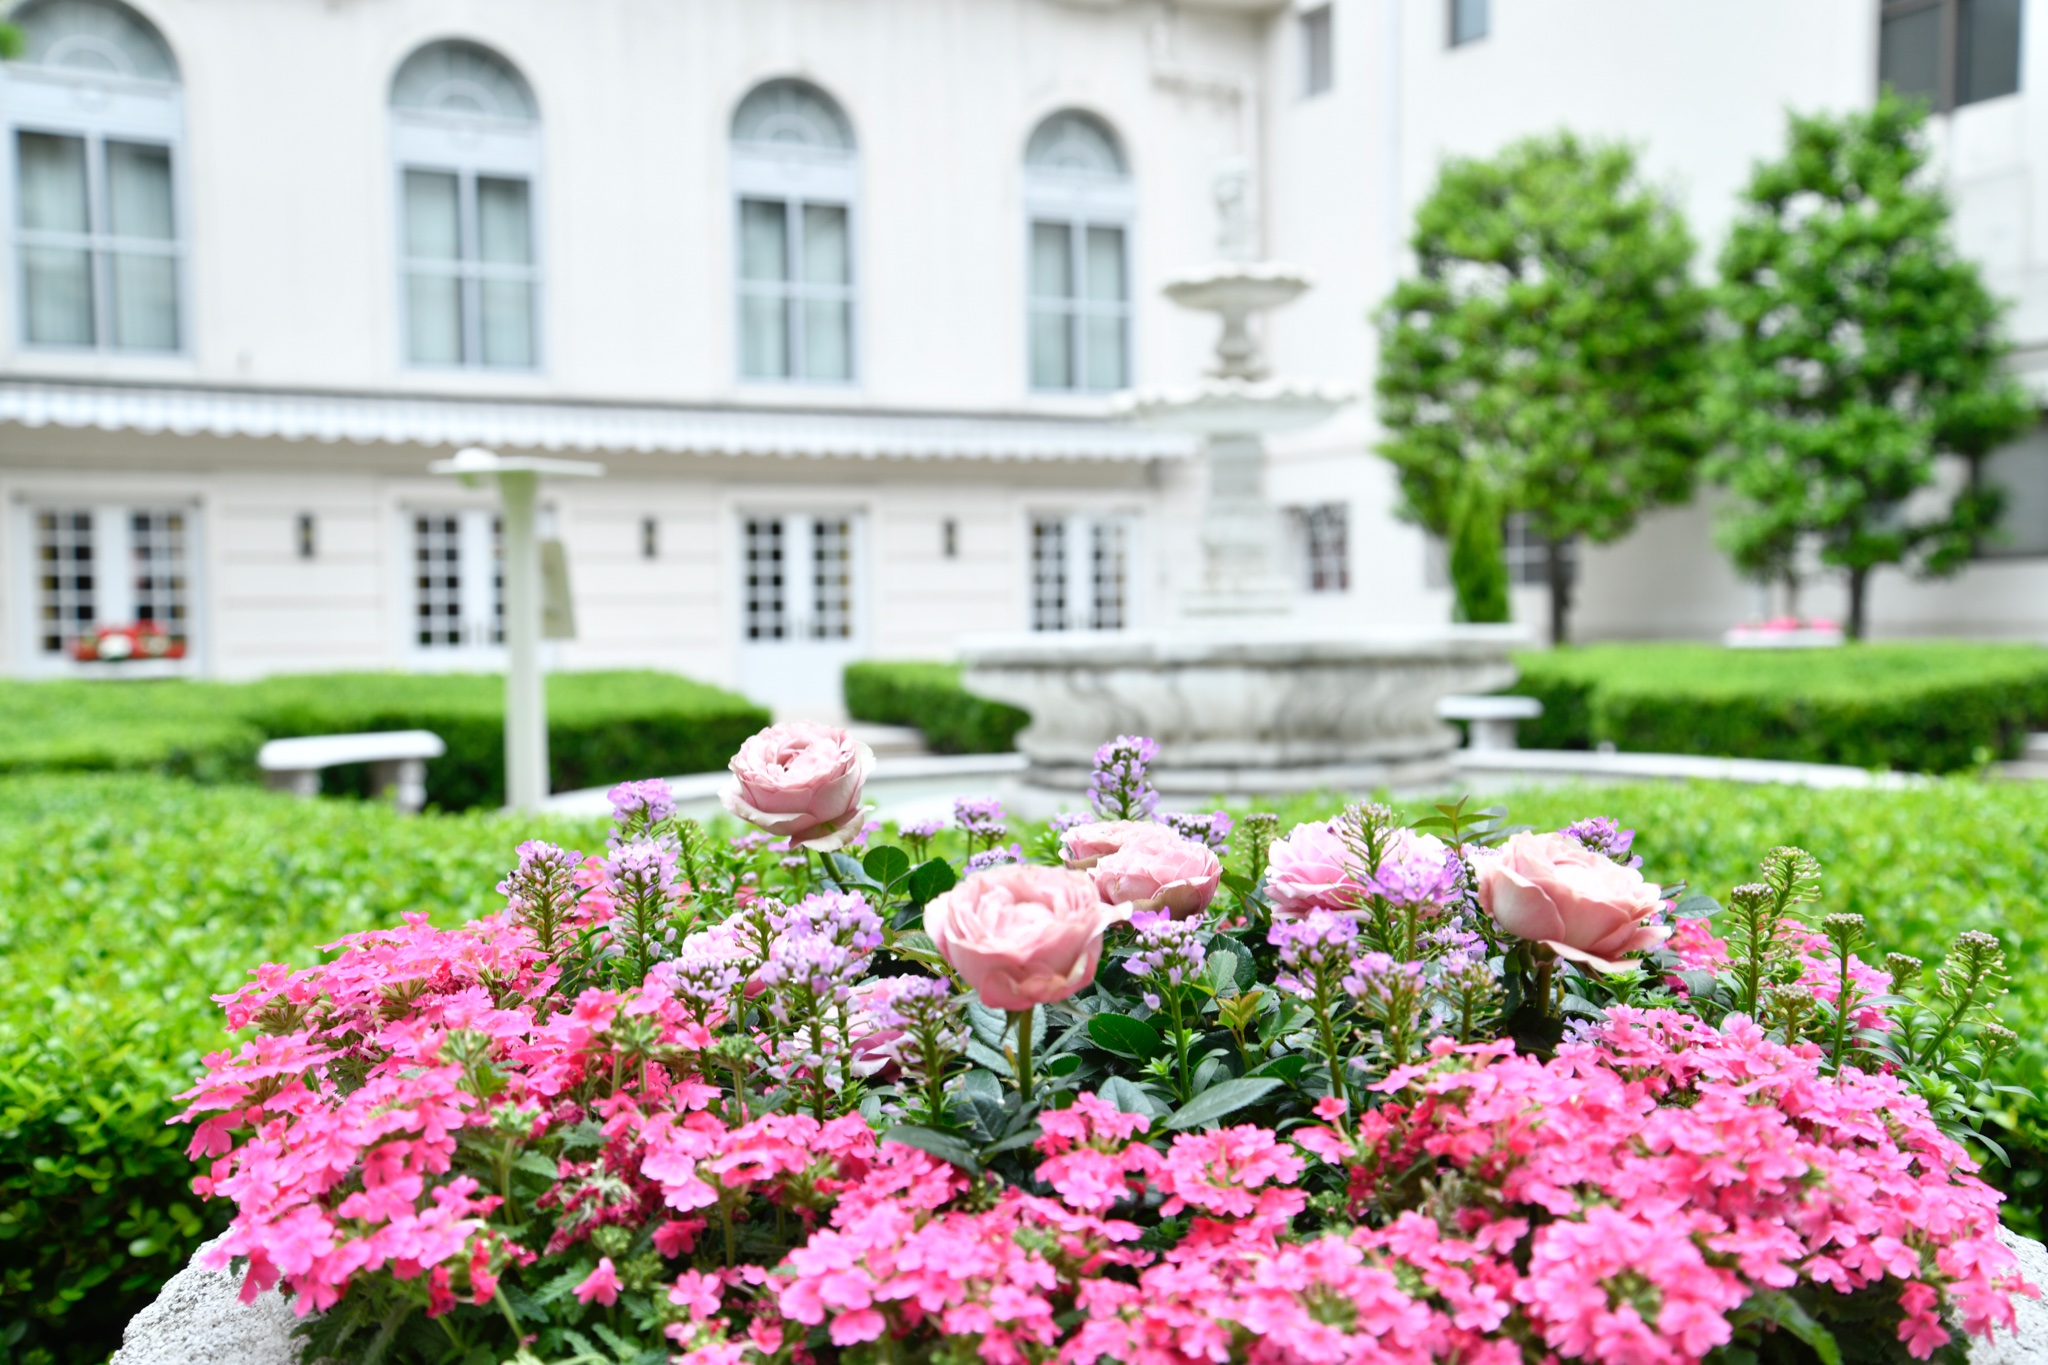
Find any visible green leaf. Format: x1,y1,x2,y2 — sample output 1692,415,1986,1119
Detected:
1088,1013,1167,1061
907,857,958,906
1673,893,1720,920
1204,949,1240,996
825,852,881,889
882,1124,982,1175
1247,1055,1308,1082
1730,1290,1840,1365
1221,871,1259,899
863,845,912,889
1097,1075,1167,1118
1164,1076,1283,1130
1044,1053,1083,1078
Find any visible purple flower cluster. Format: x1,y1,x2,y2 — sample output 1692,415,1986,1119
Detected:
1088,734,1160,822
1368,848,1464,912
1268,910,1360,1001
953,797,1007,837
1563,815,1642,869
963,843,1026,875
1342,951,1425,1012
606,840,679,905
756,932,857,1011
1161,810,1234,853
1123,910,1207,1010
899,818,945,841
771,890,883,956
497,839,582,910
607,780,677,846
1047,811,1093,835
668,923,752,1022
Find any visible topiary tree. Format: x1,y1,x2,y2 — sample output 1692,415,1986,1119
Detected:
1376,132,1711,644
1709,93,2034,640
1447,475,1511,624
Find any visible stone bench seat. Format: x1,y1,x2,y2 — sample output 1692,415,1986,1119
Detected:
1435,694,1544,752
257,730,446,813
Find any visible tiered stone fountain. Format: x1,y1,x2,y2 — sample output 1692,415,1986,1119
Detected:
959,174,1522,802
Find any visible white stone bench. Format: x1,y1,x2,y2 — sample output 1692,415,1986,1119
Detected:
256,731,446,813
1436,694,1544,752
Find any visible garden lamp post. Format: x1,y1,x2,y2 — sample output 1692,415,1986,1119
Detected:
429,446,604,811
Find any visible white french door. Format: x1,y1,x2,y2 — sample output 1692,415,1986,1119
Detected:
19,501,198,675
406,509,502,663
735,511,865,712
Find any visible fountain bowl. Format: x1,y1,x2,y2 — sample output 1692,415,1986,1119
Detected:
1114,377,1356,436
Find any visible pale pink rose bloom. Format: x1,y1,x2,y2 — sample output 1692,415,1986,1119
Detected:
719,722,876,851
1474,830,1668,973
924,864,1130,1012
1092,826,1223,920
1059,819,1161,871
1264,820,1367,917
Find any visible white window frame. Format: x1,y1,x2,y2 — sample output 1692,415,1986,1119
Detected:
11,496,204,677
401,505,507,665
1027,510,1137,632
390,95,544,371
2,57,187,353
731,132,860,387
1023,125,1136,396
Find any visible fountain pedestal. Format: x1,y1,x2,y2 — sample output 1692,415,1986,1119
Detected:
959,173,1523,803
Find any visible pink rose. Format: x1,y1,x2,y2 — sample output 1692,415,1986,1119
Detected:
1264,821,1367,917
1091,827,1223,920
1474,830,1668,973
719,722,875,851
1059,820,1160,870
924,864,1129,1012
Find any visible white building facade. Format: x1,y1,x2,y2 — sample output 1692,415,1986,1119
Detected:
0,0,2042,707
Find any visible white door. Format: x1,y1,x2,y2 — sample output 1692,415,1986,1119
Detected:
405,509,503,666
735,512,864,714
19,502,199,676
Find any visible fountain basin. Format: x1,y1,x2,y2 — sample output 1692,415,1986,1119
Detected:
959,624,1526,800
1114,377,1355,435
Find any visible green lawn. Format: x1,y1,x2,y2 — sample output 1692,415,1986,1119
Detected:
2,771,2044,1361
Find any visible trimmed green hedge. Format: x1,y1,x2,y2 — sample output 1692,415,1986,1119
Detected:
843,660,1029,753
0,671,769,810
0,775,609,1364
1507,642,2048,772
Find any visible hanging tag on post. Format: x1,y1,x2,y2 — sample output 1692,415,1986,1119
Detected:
540,538,576,641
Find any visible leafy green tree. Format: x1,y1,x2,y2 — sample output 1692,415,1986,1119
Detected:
1447,475,1510,623
1709,93,2033,640
1376,132,1711,644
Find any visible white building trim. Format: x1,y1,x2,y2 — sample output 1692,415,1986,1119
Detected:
0,380,1196,463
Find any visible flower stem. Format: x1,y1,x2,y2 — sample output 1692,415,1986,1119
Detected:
1011,1007,1035,1102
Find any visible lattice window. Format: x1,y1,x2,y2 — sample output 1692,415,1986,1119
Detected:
1031,518,1067,632
1289,503,1350,593
811,517,852,640
414,514,463,647
130,508,188,637
1090,520,1127,629
744,517,786,641
35,508,94,653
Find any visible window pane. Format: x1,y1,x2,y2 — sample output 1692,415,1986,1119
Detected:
740,295,789,379
1030,519,1067,631
1960,0,2022,105
1030,221,1073,300
1451,0,1490,45
109,252,177,350
35,509,95,654
477,176,532,265
802,203,849,285
22,246,94,345
414,515,463,648
801,299,851,381
403,170,462,260
479,278,534,367
739,199,789,282
811,517,853,640
1083,315,1127,391
1880,6,1943,103
744,517,786,640
1030,310,1073,390
1084,226,1126,303
131,510,188,639
1090,520,1127,630
17,132,89,233
106,141,174,240
406,273,464,364
1302,5,1334,94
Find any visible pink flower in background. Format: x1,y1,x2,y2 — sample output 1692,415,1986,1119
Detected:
924,864,1129,1011
1474,830,1668,972
1091,826,1222,920
575,1257,622,1306
1059,820,1160,870
1264,820,1367,917
719,722,876,850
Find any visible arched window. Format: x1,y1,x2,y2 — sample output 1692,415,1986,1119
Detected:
1024,110,1134,393
390,39,541,369
731,79,857,384
5,0,183,351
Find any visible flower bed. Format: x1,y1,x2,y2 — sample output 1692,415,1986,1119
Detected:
176,727,2037,1363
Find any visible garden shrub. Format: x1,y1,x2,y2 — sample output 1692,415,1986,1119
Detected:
0,670,768,809
842,659,1030,753
0,776,603,1365
1506,641,2048,771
